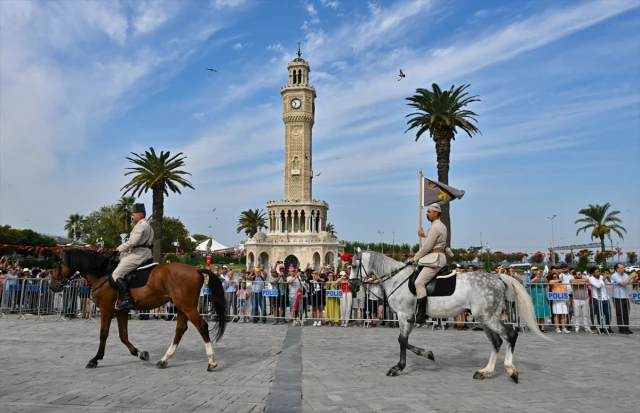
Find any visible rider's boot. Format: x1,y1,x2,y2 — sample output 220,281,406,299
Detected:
411,297,428,325
115,278,135,310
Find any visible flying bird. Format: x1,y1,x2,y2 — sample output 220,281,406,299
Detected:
212,208,217,212
315,172,321,176
207,68,217,72
398,69,405,81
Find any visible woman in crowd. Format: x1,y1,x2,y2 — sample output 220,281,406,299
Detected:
365,273,383,327
528,266,551,332
325,272,340,326
310,271,324,326
337,271,352,327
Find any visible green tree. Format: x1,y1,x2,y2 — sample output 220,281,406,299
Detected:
575,203,626,260
236,209,268,238
64,213,86,241
627,252,637,265
161,216,196,253
0,225,56,257
191,233,210,243
325,222,337,236
121,148,195,262
576,249,593,270
529,252,545,264
405,83,481,248
82,205,126,248
115,195,137,234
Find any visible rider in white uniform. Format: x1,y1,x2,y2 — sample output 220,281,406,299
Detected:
409,203,447,324
112,203,154,310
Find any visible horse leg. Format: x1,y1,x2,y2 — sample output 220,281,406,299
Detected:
156,309,188,369
473,323,502,380
181,307,217,371
406,343,435,361
116,311,149,362
387,318,411,377
491,320,519,383
87,308,114,368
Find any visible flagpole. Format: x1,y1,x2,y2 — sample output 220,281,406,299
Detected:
418,169,423,246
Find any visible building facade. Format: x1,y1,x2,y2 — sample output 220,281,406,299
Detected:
245,48,344,271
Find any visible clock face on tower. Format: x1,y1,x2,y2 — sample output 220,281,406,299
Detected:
291,98,301,109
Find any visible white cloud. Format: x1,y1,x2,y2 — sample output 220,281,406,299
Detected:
301,17,321,30
320,0,339,9
233,42,243,49
266,43,284,52
303,1,318,16
211,0,249,9
132,1,182,36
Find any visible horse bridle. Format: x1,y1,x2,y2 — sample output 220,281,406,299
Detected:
350,251,413,300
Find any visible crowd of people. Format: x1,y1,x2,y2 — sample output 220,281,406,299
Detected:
1,255,638,335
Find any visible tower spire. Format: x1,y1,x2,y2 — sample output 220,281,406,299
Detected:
297,42,302,59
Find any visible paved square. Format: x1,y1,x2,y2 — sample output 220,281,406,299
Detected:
1,318,639,413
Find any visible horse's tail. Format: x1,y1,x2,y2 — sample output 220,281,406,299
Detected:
199,269,227,342
499,274,552,342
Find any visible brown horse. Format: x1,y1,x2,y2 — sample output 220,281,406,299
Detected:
49,249,227,371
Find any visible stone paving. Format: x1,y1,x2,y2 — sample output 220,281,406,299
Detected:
1,317,639,413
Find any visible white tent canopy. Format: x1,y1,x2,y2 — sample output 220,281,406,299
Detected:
195,238,228,252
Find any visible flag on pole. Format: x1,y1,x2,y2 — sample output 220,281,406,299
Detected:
421,178,465,207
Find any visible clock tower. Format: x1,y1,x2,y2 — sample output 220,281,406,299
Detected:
244,45,343,272
281,45,316,202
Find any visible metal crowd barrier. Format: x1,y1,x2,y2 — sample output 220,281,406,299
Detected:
3,277,638,334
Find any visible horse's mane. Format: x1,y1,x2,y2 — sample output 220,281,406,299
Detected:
364,250,405,275
60,249,117,276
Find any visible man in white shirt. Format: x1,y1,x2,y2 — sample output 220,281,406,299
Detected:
611,263,638,334
286,266,301,323
588,268,613,334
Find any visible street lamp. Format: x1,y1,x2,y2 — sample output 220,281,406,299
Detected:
615,243,622,264
378,230,384,254
96,237,104,250
173,241,180,254
547,215,556,265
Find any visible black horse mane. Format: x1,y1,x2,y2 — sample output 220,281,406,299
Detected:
60,249,117,276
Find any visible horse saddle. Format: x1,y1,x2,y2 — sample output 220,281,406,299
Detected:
408,266,457,297
108,259,159,290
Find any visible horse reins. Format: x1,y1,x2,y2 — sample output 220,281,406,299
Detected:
351,252,413,300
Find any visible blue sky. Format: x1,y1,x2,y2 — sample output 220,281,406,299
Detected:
1,0,639,255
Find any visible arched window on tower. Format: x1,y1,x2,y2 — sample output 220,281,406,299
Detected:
297,69,302,84
292,70,296,85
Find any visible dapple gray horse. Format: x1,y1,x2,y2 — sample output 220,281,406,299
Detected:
350,248,550,382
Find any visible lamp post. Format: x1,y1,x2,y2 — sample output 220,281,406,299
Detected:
96,237,104,250
615,243,622,264
547,215,556,265
392,228,395,257
378,230,384,254
173,241,180,255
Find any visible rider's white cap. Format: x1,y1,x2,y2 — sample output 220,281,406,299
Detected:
427,203,441,213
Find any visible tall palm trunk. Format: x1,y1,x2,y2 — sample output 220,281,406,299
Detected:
599,234,606,265
152,187,164,262
434,129,453,248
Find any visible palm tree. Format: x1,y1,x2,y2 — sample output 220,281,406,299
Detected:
64,213,85,241
115,195,137,234
121,148,194,262
236,209,268,238
325,222,337,236
575,203,626,258
405,83,481,248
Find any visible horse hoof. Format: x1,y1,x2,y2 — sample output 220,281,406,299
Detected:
426,351,435,361
207,363,217,372
509,371,519,384
139,351,149,361
386,368,399,377
156,360,168,369
473,371,485,380
86,361,98,368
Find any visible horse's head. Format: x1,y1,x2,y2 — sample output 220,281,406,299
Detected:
49,250,75,292
349,247,367,287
